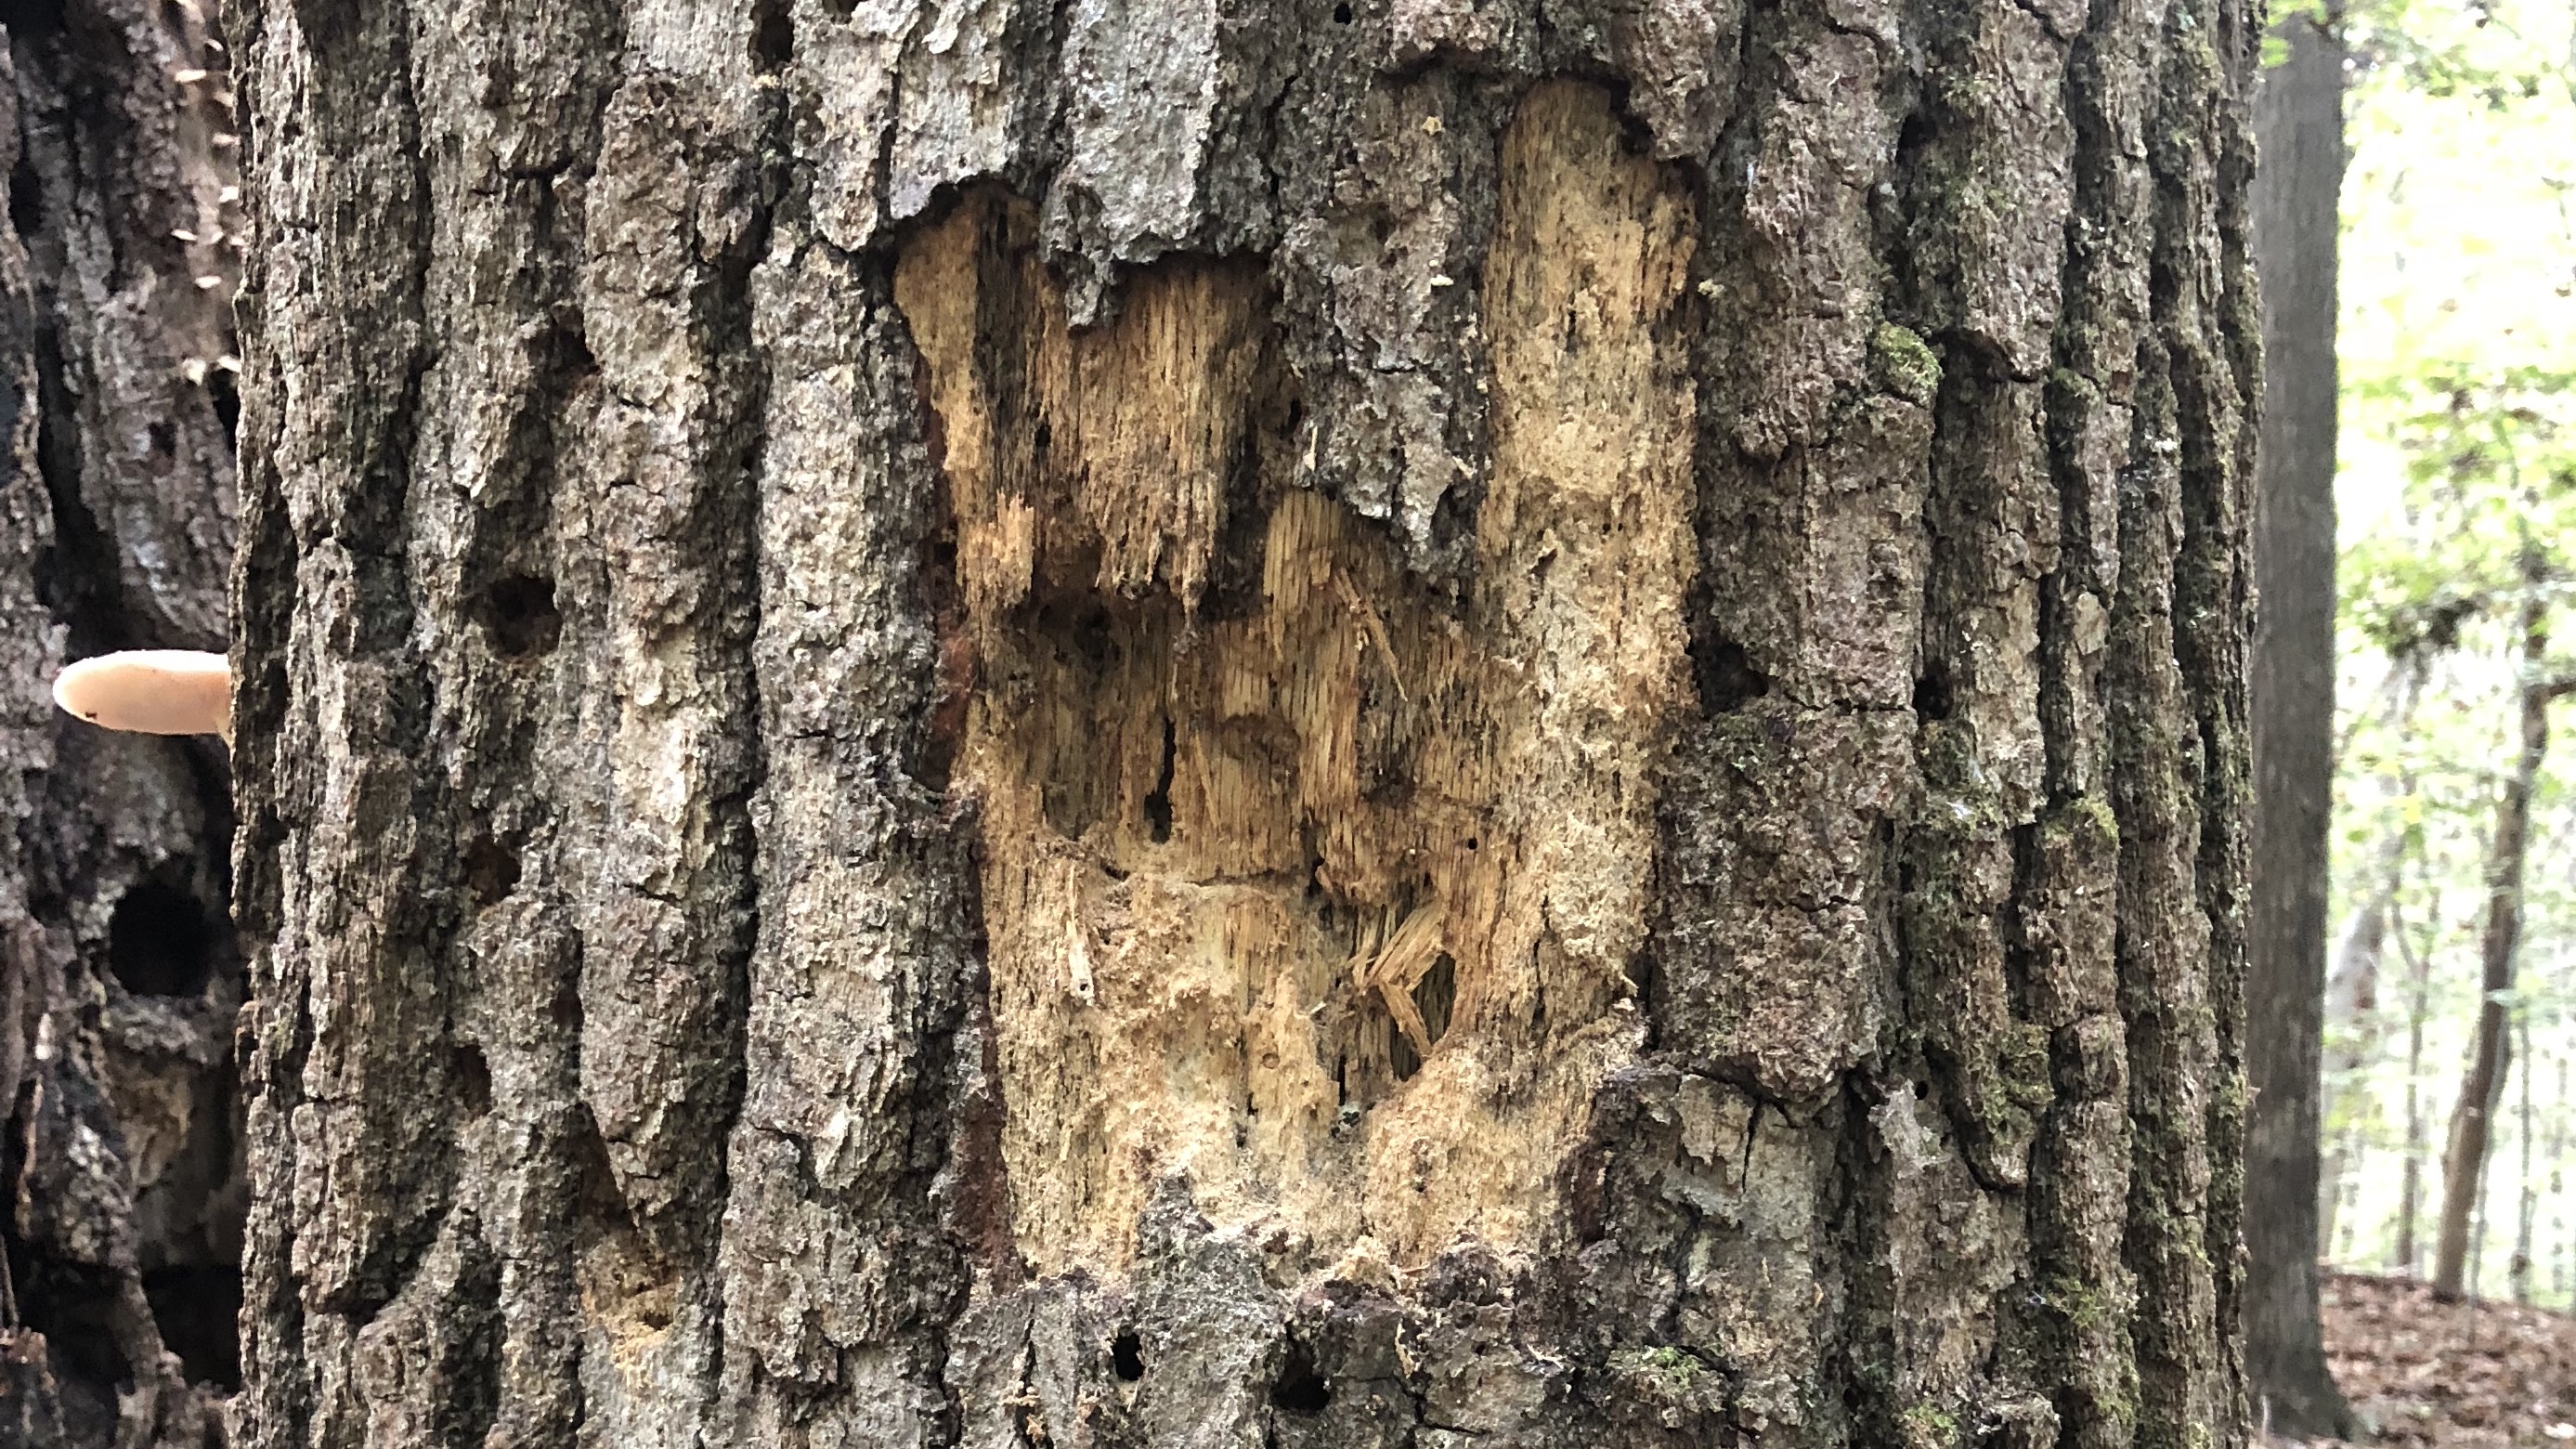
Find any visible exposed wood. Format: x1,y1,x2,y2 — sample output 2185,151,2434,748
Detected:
893,87,1698,1276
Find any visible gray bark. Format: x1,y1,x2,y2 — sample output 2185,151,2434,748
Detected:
227,1,2267,1446
0,1,246,1445
2243,8,2351,1438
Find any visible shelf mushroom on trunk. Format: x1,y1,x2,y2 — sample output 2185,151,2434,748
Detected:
52,649,232,743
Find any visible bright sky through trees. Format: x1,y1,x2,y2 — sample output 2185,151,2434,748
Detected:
2327,0,2576,1299
2341,0,2576,533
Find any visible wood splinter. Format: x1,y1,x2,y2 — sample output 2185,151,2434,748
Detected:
1353,904,1448,1058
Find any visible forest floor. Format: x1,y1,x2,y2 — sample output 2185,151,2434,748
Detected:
2297,1271,2576,1444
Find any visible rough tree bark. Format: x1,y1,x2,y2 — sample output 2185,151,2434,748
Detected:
226,0,2264,1445
0,2,246,1445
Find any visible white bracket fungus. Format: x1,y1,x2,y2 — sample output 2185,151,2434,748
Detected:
52,650,231,744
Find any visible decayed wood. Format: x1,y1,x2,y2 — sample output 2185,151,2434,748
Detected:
227,0,2266,1445
892,87,1695,1277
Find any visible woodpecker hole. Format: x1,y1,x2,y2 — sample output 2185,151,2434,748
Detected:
453,1044,492,1118
749,0,794,69
1270,1340,1332,1415
1697,639,1771,713
477,573,561,659
144,1265,244,1390
108,874,221,998
1143,717,1176,843
462,834,522,907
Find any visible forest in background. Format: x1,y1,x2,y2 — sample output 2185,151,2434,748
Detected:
2321,0,2576,1305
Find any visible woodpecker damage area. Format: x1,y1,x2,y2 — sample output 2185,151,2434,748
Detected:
894,84,1699,1276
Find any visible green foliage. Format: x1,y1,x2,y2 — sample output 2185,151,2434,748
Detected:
2340,367,2576,655
2281,0,2574,104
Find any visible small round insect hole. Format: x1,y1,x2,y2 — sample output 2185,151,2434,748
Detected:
452,1044,493,1118
463,835,522,907
477,573,562,659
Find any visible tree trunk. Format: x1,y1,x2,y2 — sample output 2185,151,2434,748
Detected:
2315,833,2392,1259
2242,6,2351,1437
2316,657,2426,1260
2331,1129,2362,1262
2514,1016,2536,1303
2394,882,2436,1275
226,1,2265,1444
2549,1051,2566,1304
2434,583,2556,1298
0,3,246,1444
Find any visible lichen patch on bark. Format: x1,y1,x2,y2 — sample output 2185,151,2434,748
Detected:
894,82,1696,1275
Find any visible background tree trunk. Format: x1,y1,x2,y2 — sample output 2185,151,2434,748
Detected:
2435,579,2556,1298
2244,7,2354,1435
2549,1051,2566,1301
2396,882,2437,1274
228,0,2265,1445
0,2,245,1444
2315,836,2390,1260
2515,1016,2537,1302
2318,653,2426,1260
